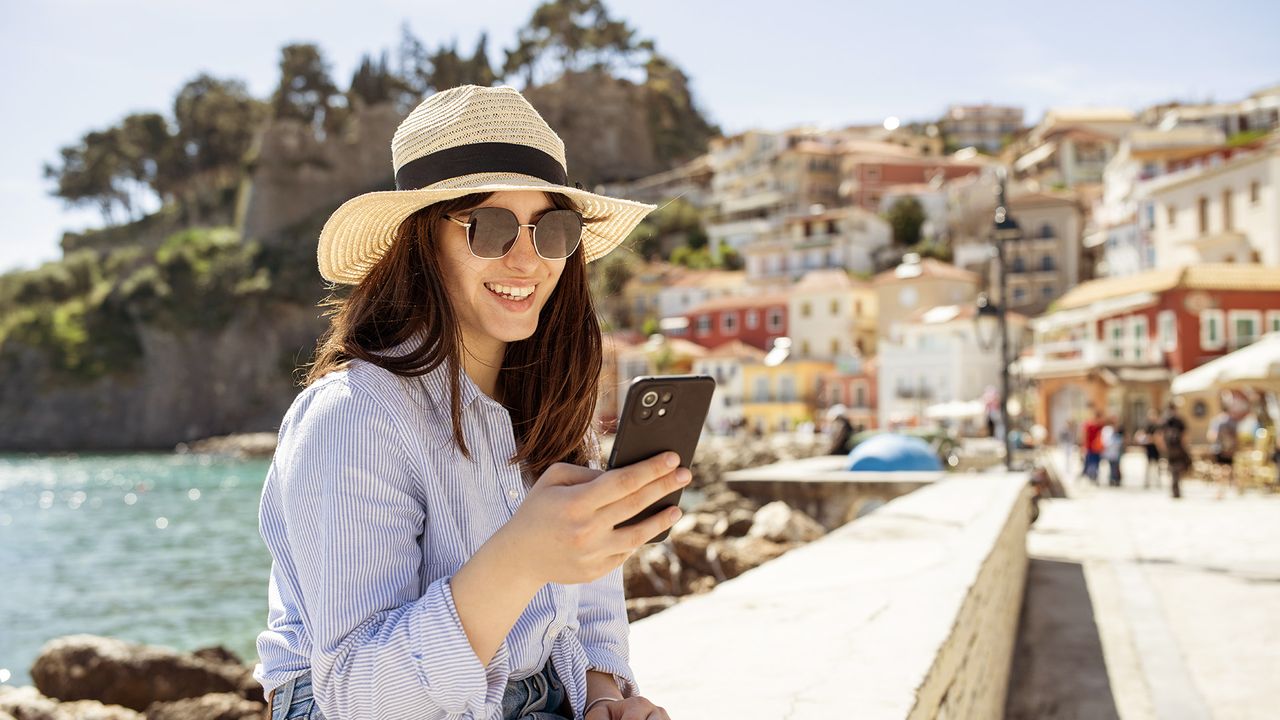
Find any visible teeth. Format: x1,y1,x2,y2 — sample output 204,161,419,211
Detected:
485,282,534,298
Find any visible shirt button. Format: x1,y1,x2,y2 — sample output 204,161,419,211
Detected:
508,488,519,499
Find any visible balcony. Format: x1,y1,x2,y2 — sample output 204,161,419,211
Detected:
1020,339,1168,377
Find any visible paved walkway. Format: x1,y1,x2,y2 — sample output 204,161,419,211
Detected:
1013,449,1280,719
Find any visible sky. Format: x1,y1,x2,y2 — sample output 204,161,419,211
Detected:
2,0,1277,274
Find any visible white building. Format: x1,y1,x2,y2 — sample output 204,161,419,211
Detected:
654,270,745,322
743,206,891,282
691,340,766,434
786,269,877,360
1147,139,1280,267
876,305,1026,428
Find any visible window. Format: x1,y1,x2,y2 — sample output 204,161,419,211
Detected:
1042,284,1055,299
827,220,838,235
1267,310,1280,335
1039,223,1055,239
1228,310,1262,350
746,310,759,329
1223,188,1233,231
1106,319,1125,360
1041,255,1055,271
1012,286,1027,304
1158,310,1177,352
854,385,866,407
830,339,840,356
830,299,840,316
1166,204,1176,227
801,340,810,356
722,311,738,334
696,315,712,336
1012,256,1026,273
779,376,797,402
1130,315,1149,362
1200,309,1225,350
1252,180,1261,205
754,376,770,402
865,167,881,181
1198,196,1208,233
801,302,812,318
767,308,784,332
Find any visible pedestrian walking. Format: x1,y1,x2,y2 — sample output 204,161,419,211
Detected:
1081,406,1104,483
1159,402,1191,499
1103,420,1125,487
1137,409,1162,489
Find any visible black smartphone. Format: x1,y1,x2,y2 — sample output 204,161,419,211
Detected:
607,374,716,543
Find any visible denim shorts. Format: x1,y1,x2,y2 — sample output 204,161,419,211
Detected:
267,661,570,720
268,669,325,720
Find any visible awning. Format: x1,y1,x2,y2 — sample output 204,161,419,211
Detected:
1171,332,1280,394
924,399,986,420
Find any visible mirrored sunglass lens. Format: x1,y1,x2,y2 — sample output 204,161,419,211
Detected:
469,207,519,258
534,210,583,258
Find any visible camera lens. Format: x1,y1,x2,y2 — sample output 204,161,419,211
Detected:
661,392,673,403
641,390,659,408
640,408,652,419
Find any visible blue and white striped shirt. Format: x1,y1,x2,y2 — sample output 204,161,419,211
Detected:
253,343,637,719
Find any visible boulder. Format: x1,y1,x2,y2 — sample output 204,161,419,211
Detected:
622,544,682,598
716,536,794,579
30,636,261,712
748,501,826,543
712,508,755,538
625,596,679,623
143,694,262,720
0,685,67,720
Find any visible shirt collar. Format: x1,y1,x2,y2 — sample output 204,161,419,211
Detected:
380,330,497,415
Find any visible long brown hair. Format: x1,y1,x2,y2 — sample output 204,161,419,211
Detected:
306,191,605,479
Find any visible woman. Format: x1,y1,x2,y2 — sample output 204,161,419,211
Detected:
1159,401,1191,500
254,85,679,720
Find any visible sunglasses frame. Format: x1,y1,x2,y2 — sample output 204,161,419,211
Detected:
444,207,584,261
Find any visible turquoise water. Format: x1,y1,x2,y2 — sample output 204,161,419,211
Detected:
0,453,272,687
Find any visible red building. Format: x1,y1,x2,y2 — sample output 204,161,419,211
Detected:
1022,264,1280,443
840,145,986,210
678,294,789,351
819,356,879,431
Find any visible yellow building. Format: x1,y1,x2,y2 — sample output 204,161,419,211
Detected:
741,358,835,433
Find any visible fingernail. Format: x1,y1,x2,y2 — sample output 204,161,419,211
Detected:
677,469,692,484
666,453,679,468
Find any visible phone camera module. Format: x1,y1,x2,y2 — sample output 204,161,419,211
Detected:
641,390,659,408
661,392,673,404
639,408,653,420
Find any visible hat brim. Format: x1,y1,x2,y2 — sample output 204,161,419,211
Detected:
317,172,657,284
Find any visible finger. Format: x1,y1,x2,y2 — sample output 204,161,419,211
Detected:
599,466,691,526
587,452,680,509
613,503,682,550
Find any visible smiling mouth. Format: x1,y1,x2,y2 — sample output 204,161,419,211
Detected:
484,282,536,302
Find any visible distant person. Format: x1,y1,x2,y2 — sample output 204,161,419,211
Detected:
1159,402,1191,499
253,86,676,720
824,407,854,456
1102,420,1124,487
1207,403,1239,499
1137,409,1162,489
1081,407,1104,483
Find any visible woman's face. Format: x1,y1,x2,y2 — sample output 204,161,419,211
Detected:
435,190,569,358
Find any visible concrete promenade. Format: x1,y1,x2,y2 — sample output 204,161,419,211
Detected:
1012,449,1280,719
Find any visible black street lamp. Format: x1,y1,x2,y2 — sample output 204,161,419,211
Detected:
973,168,1021,470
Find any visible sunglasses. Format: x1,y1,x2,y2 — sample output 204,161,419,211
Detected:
444,207,584,260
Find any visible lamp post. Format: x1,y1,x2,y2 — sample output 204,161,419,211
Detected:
974,168,1021,470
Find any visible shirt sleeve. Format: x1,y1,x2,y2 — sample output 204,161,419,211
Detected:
274,377,512,719
576,564,640,699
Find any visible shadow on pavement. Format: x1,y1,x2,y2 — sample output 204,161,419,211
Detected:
1005,558,1121,720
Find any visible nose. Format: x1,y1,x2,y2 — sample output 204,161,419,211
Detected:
504,224,541,271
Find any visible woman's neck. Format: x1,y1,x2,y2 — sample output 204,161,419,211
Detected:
460,336,506,403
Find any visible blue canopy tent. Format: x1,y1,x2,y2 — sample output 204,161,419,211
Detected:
847,433,943,472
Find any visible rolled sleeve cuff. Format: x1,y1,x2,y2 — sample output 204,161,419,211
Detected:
585,652,640,699
409,575,512,715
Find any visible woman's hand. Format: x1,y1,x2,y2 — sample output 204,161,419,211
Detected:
502,452,690,586
586,695,671,720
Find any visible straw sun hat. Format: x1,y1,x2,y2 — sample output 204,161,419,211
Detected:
317,84,658,284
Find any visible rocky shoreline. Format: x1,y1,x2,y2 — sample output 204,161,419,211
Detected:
2,434,833,718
